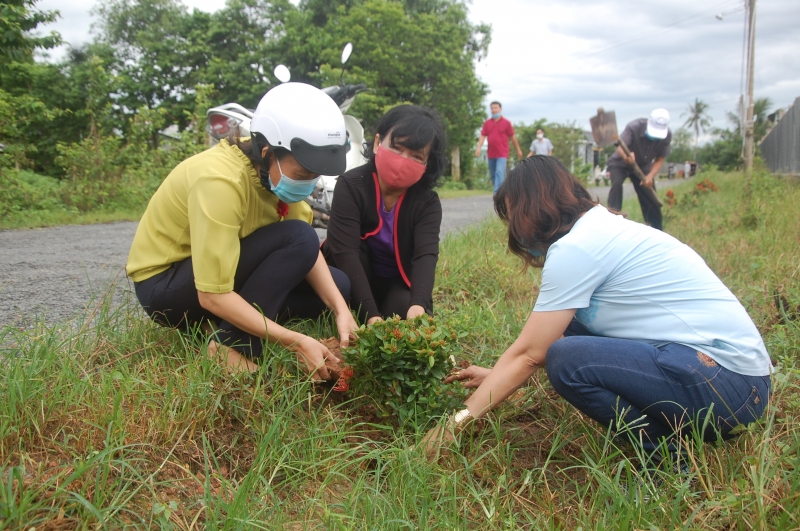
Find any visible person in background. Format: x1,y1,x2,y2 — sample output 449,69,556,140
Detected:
426,156,771,472
607,108,672,230
684,160,692,179
127,83,358,379
323,105,447,325
527,128,554,157
474,101,524,193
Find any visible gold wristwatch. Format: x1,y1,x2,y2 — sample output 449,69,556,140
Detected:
450,408,474,434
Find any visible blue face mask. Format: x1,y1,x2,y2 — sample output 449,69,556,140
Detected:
491,113,501,119
267,157,321,203
519,237,545,258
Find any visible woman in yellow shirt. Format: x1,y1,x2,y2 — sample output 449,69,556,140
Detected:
127,83,358,379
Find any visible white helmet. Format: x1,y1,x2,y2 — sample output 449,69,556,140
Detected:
250,82,347,175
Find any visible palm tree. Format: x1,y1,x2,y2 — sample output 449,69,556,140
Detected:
724,97,772,141
682,98,712,159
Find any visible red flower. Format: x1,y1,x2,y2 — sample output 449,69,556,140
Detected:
277,200,289,220
666,189,674,197
333,367,354,392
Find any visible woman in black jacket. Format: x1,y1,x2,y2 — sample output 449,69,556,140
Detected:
322,105,447,324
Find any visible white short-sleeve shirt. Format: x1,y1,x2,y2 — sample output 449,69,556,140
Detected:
533,206,771,376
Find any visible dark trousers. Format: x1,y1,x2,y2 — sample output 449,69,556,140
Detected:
545,320,770,457
134,220,350,358
607,165,663,230
356,241,412,321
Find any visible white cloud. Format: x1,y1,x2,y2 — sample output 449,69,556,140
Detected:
33,0,800,136
468,0,800,133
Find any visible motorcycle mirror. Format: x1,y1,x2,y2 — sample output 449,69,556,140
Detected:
274,64,291,83
341,43,353,65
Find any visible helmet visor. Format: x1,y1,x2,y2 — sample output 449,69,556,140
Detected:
290,137,347,175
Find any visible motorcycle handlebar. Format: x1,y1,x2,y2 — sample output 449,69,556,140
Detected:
323,83,368,107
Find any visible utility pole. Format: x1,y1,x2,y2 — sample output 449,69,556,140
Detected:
743,0,757,173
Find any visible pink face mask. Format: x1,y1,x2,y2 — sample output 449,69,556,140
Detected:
375,146,426,189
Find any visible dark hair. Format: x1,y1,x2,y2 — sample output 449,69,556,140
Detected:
494,156,598,268
490,101,502,108
227,129,290,167
536,127,545,134
363,105,448,189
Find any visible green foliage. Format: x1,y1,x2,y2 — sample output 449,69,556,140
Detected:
0,168,66,218
0,0,61,68
342,315,468,425
1,171,800,527
682,97,713,158
280,0,490,172
697,128,743,171
666,127,694,164
513,119,588,170
460,159,491,190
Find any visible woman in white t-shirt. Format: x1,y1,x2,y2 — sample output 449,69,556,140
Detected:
428,155,771,465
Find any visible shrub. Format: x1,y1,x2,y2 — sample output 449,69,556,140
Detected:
0,168,68,217
461,159,492,191
342,315,468,426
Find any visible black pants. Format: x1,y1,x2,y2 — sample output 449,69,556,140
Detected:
356,241,413,321
607,165,663,230
134,220,350,358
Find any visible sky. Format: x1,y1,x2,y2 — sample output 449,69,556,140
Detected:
36,0,800,138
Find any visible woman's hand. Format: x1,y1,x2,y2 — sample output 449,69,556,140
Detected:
335,310,359,348
445,365,491,389
406,305,426,320
420,422,455,460
367,316,383,325
291,336,340,381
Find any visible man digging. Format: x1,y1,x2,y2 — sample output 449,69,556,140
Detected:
607,108,672,231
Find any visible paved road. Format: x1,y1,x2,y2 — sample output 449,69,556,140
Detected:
0,183,631,325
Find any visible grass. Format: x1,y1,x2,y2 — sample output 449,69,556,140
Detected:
1,169,799,529
436,189,491,200
0,208,146,231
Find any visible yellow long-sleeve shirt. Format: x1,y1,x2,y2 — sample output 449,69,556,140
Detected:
126,139,313,293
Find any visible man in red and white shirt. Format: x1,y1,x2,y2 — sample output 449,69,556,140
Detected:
475,101,523,193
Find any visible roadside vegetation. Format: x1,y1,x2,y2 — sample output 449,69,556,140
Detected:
2,168,798,529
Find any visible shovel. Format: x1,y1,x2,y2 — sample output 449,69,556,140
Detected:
589,108,663,207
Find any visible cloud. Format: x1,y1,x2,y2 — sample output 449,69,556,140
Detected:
32,0,800,138
470,0,800,134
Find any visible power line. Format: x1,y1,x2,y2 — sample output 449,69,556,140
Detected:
581,0,742,57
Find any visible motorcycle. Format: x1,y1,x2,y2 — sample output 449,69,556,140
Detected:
205,43,367,229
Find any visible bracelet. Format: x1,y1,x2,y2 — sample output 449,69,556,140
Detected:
449,408,474,434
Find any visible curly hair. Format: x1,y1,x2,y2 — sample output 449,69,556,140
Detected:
362,105,448,189
494,156,598,268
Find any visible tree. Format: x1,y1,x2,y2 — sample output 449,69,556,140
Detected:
0,0,61,69
0,0,63,171
682,98,712,159
666,127,694,164
276,0,490,174
725,96,772,143
513,119,586,171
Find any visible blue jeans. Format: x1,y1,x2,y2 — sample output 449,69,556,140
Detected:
545,321,770,455
488,157,507,193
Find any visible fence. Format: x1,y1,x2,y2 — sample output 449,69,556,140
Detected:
760,96,800,175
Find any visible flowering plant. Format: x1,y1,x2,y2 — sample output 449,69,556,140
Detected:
341,315,468,425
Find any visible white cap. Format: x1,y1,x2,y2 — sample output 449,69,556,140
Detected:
250,82,347,175
647,108,670,140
